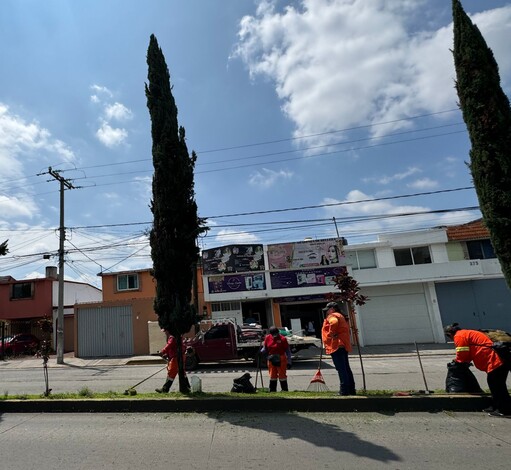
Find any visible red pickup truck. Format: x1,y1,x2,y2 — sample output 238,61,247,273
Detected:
184,319,320,370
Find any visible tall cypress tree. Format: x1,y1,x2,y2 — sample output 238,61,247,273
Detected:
146,34,206,392
452,0,511,288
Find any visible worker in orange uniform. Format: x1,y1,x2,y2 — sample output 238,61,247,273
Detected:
322,301,356,395
261,326,292,392
444,323,510,418
155,330,185,393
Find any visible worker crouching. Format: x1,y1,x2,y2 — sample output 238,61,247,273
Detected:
156,330,185,393
261,326,292,392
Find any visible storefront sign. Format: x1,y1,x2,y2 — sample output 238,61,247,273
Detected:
202,244,265,275
267,239,345,270
270,266,345,290
208,273,266,293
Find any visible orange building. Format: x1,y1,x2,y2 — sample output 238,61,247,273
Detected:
74,267,206,357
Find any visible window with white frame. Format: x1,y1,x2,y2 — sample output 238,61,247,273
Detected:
117,274,139,291
345,250,377,270
393,246,432,266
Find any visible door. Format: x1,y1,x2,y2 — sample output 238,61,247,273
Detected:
436,279,511,332
435,281,481,330
358,284,434,345
199,324,234,361
77,306,133,357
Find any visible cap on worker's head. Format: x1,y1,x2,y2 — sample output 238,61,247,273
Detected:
269,326,280,337
444,323,461,337
322,301,340,313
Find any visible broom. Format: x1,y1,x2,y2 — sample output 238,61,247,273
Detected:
307,338,329,392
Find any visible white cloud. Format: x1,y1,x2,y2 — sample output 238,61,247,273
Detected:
96,122,128,147
233,1,511,145
104,102,133,122
214,229,259,244
363,167,421,185
0,195,38,218
90,84,113,98
89,85,132,147
407,177,438,190
0,103,76,223
248,168,294,188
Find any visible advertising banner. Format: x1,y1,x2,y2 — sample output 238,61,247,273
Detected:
270,266,345,290
267,239,345,270
202,244,265,275
208,273,266,294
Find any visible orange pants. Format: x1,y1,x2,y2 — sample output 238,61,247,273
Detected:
267,354,288,380
166,357,179,380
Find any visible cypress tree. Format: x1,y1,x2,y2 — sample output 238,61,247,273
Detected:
452,0,511,288
146,34,206,392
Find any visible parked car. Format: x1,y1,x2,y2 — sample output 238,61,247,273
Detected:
0,333,40,356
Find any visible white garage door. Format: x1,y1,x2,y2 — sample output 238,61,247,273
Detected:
358,284,434,345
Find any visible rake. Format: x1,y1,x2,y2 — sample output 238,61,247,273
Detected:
123,366,167,396
307,339,329,392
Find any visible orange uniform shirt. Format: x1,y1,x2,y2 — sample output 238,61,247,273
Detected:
322,312,352,354
453,329,503,373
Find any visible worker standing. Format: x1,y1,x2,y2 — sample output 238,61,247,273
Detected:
261,326,292,392
444,323,510,417
155,330,184,393
321,301,356,396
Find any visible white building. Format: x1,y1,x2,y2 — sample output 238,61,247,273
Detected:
202,219,510,345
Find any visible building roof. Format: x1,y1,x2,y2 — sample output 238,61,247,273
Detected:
446,219,489,241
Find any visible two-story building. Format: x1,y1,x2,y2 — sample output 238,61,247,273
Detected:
74,267,207,357
0,266,102,352
202,219,511,346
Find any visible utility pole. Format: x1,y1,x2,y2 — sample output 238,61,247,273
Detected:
47,167,75,364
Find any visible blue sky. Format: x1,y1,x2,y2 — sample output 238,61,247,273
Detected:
0,0,510,288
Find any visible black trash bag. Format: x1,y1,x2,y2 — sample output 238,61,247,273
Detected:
492,341,511,365
231,372,256,394
445,361,483,393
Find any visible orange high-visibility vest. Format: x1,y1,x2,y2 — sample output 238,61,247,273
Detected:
322,312,352,354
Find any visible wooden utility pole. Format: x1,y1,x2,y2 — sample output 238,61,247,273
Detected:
48,167,75,364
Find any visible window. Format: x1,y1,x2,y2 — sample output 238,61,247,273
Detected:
11,282,33,300
394,246,432,266
204,325,230,340
345,250,377,270
466,239,496,260
211,301,241,312
117,274,139,291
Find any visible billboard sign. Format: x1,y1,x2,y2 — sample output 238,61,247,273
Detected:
202,244,265,275
267,239,345,270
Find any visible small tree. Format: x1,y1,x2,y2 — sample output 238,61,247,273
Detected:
146,34,207,393
452,0,511,288
328,266,368,390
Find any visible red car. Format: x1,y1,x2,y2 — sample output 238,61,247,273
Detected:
0,333,40,356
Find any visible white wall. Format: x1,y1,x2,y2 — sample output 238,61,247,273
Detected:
53,281,102,309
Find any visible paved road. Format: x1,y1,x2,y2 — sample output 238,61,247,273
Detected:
0,347,490,396
1,412,509,469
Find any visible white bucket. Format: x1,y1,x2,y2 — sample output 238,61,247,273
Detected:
190,376,202,393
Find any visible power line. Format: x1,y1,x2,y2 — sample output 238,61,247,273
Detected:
196,108,460,154
206,186,475,219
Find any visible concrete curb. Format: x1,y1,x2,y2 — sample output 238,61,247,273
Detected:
0,395,492,414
